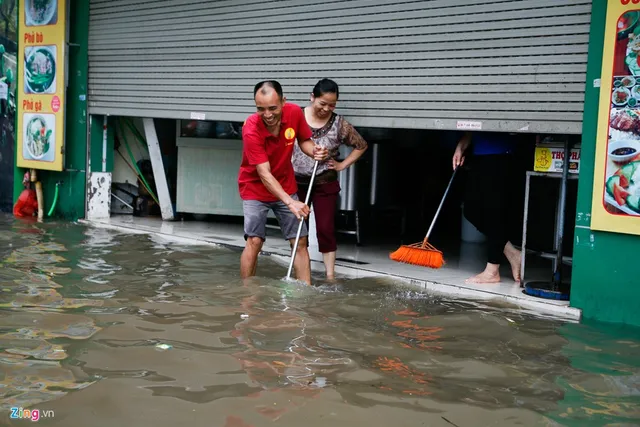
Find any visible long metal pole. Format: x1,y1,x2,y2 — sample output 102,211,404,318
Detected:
553,140,571,287
422,167,458,247
286,160,319,280
521,172,532,285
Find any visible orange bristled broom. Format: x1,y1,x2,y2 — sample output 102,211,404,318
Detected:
390,168,459,268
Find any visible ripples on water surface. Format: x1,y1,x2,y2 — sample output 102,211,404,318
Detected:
0,215,638,427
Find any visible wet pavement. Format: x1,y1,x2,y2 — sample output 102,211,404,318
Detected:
0,215,638,426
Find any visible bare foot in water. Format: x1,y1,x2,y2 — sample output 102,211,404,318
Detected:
503,242,522,284
465,263,501,284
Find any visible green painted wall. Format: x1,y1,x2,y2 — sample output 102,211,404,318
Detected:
14,0,90,220
571,0,640,327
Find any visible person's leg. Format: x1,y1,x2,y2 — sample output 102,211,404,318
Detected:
290,236,311,285
481,155,521,283
241,237,263,279
273,194,312,285
240,200,269,279
311,181,340,279
322,252,337,279
463,155,509,284
504,241,522,283
466,194,508,283
462,158,488,236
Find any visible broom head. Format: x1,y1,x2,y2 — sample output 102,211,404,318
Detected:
389,241,444,268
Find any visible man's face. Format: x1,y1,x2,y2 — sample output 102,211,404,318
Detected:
255,88,285,128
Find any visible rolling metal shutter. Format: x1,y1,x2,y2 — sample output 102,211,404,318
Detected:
88,0,591,134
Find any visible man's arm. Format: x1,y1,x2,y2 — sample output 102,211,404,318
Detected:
242,122,295,205
298,138,329,161
294,107,329,161
255,162,295,206
256,162,309,219
298,138,316,158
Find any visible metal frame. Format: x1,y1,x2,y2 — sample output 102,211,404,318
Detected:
143,118,174,220
336,210,361,246
520,171,578,283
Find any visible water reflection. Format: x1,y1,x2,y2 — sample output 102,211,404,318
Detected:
546,322,640,426
0,219,101,414
0,215,638,426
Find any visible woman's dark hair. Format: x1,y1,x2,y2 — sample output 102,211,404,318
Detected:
254,80,283,99
312,78,339,99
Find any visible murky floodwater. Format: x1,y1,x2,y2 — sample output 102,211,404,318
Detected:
0,215,639,427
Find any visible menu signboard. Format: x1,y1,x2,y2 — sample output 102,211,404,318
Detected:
16,0,66,171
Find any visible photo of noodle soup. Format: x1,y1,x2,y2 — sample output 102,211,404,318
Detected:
23,113,55,161
24,46,56,94
25,0,58,26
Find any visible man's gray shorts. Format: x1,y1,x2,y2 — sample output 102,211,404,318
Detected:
243,193,308,241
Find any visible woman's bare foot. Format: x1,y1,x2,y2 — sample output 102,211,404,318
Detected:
465,263,501,284
503,242,522,284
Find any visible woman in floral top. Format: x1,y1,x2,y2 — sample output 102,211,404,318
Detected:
292,79,368,280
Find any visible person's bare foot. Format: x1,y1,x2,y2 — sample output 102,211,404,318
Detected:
465,263,501,284
465,270,501,284
504,242,522,284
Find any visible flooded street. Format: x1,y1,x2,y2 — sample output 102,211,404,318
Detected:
0,215,639,427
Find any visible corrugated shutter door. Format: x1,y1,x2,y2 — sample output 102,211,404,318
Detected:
88,0,591,134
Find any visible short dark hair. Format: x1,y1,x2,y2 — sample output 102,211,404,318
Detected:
254,80,283,99
312,78,339,100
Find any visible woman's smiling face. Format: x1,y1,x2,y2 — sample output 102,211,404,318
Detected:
310,92,338,120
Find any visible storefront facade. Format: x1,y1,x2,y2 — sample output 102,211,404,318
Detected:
11,0,640,327
86,0,590,133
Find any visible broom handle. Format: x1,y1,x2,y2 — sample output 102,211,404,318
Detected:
286,159,320,280
422,167,459,247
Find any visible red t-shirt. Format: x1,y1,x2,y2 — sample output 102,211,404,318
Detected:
238,103,312,201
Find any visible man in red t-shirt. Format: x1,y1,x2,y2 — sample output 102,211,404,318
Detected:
238,80,328,285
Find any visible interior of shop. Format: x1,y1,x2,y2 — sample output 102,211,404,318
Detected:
105,116,580,305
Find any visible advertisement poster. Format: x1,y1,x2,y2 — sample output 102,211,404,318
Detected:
0,0,18,212
16,0,65,171
592,1,640,235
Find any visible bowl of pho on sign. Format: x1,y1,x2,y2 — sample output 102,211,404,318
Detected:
25,47,56,94
26,116,52,160
25,0,57,26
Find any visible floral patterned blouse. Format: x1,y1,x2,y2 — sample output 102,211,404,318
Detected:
292,110,367,185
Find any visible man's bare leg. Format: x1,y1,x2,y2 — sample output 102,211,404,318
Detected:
465,262,501,284
240,237,263,279
289,236,312,285
503,241,522,284
322,251,336,281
